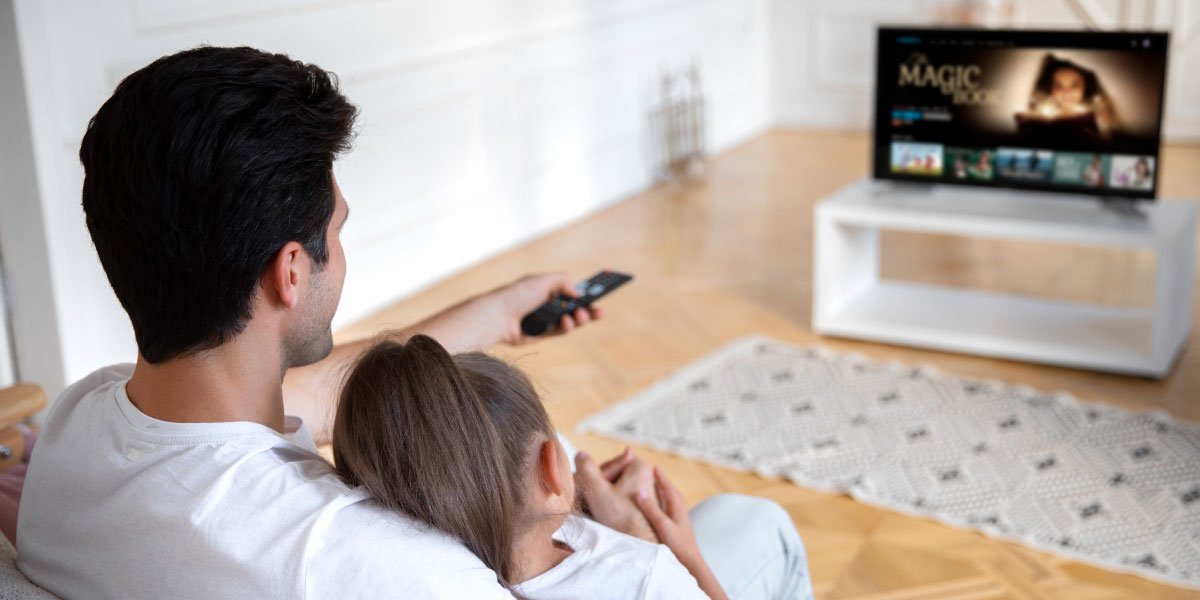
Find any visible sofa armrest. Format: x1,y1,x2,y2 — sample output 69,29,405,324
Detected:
0,385,45,431
0,385,45,473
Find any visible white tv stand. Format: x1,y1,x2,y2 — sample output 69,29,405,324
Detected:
812,179,1198,378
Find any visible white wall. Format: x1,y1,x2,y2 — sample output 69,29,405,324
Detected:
3,0,771,402
0,0,66,396
771,0,1200,141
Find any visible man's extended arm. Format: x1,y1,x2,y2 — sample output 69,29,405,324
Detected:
282,272,598,444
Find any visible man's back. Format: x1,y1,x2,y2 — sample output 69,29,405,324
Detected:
16,365,512,599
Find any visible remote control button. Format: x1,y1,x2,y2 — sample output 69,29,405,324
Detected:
587,284,605,296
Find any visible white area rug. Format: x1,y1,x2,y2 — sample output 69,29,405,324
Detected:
578,336,1200,589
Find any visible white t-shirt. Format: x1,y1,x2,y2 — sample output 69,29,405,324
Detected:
16,364,514,600
518,515,708,600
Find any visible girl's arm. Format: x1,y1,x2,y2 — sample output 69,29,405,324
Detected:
634,467,729,600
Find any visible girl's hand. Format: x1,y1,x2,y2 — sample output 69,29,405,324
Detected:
600,448,659,510
633,466,702,564
634,466,729,600
575,451,659,543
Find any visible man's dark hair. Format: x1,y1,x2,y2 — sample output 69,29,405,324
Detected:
80,46,357,363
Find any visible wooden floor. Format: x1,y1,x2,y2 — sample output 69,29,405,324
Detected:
333,129,1200,599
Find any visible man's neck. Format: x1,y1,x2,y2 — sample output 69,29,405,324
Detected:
125,333,287,433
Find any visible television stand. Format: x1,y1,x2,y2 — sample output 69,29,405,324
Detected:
812,179,1197,378
1100,196,1148,219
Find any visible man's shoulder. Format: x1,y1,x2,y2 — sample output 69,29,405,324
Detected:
305,487,514,598
315,499,460,553
21,365,511,598
48,363,134,412
65,363,135,396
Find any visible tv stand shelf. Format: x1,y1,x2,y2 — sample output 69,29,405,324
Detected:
812,180,1197,378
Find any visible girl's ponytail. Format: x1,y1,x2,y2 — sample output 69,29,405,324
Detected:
332,335,518,589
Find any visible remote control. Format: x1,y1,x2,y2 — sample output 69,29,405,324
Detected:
520,270,633,336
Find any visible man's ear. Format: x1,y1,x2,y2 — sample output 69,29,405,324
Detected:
538,439,566,497
267,241,307,309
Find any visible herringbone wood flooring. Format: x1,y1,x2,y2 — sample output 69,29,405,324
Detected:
330,129,1200,599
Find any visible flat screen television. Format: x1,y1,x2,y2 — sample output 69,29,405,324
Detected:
873,28,1169,200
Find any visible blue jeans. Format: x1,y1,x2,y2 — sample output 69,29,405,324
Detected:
558,435,813,600
691,494,813,600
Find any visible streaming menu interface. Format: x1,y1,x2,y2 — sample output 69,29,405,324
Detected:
874,28,1168,199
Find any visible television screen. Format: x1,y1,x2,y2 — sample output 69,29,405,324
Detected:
873,28,1169,200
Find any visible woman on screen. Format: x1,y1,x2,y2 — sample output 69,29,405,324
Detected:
1132,157,1153,187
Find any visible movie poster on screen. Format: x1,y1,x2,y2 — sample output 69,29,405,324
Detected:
882,47,1164,154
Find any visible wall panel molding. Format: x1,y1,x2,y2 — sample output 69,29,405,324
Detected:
9,0,771,400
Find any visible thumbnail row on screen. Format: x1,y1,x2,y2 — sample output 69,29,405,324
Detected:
888,141,1155,191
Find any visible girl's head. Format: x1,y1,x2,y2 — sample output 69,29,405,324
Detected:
1031,54,1107,109
1051,65,1086,106
332,335,574,591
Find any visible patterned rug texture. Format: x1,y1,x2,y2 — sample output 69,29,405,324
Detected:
578,336,1200,588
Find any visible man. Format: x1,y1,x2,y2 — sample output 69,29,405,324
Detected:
17,46,809,599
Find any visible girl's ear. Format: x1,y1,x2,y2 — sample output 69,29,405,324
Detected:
537,439,565,497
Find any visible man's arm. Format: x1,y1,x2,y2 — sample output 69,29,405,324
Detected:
283,272,599,444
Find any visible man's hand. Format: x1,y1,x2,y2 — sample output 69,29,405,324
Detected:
491,272,603,346
416,272,603,353
575,450,660,543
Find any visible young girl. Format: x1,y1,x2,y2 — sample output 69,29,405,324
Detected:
332,335,727,599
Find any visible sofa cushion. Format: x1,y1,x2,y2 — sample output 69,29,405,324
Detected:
0,535,58,599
